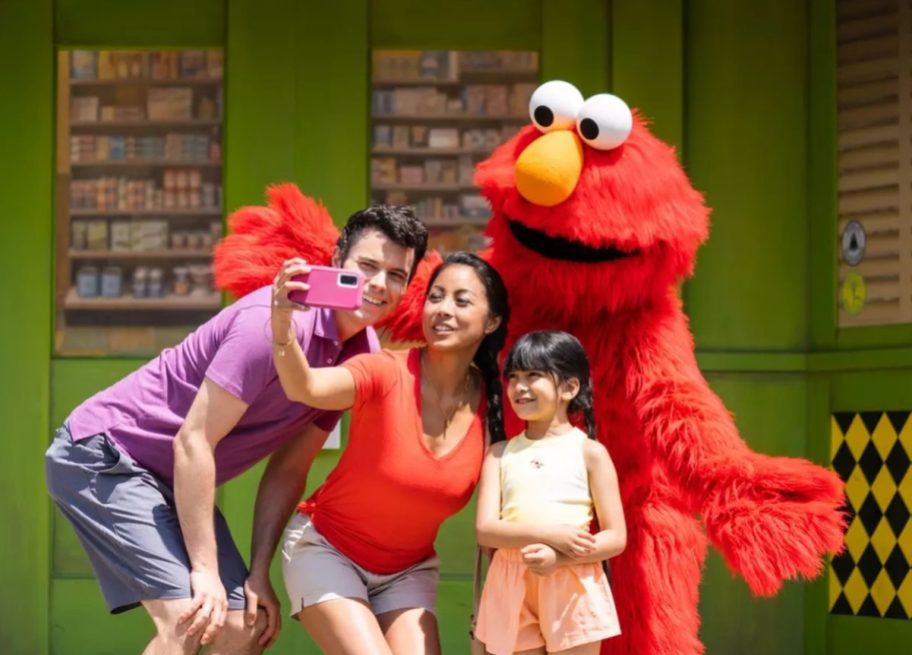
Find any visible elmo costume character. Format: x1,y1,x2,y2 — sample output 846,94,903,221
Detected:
213,80,845,655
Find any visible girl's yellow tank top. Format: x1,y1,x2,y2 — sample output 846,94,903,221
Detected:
500,427,593,527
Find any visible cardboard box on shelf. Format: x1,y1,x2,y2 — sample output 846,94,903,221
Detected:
131,220,169,251
511,83,537,116
71,96,99,122
392,126,410,148
371,158,397,185
411,125,429,148
86,220,109,250
398,165,425,186
71,51,97,80
110,221,131,251
373,125,393,149
428,128,459,149
460,193,490,218
179,51,208,79
206,51,224,79
147,87,193,120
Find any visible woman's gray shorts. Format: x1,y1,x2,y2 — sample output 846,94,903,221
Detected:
45,425,247,614
281,513,439,618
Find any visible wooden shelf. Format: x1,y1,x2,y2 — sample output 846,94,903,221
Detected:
371,148,490,156
70,78,222,87
372,70,538,84
422,217,489,227
372,113,526,123
372,183,475,193
372,79,462,88
71,160,221,169
459,68,538,78
70,208,222,217
65,288,221,311
69,249,212,260
70,120,221,129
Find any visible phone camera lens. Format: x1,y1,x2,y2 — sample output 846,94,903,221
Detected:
339,274,358,287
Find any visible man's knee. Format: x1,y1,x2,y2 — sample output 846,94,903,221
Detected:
205,610,266,655
144,598,203,654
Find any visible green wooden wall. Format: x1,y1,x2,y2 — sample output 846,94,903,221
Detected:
0,2,54,654
3,0,909,653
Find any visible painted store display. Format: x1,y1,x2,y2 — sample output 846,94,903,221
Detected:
57,49,224,355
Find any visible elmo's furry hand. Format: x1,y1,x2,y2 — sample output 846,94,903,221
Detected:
705,455,846,596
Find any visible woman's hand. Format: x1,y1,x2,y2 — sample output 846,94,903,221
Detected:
521,543,559,576
271,258,311,344
546,524,596,558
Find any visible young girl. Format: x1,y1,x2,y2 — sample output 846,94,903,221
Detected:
475,330,626,655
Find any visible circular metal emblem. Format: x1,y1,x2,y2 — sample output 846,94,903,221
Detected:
841,220,866,266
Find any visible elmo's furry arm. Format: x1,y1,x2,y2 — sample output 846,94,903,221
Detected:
630,304,845,596
214,184,338,297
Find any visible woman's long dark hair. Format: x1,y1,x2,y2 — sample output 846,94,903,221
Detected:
426,252,509,443
503,331,597,439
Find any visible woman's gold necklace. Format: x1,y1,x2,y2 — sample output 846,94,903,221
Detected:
427,370,472,440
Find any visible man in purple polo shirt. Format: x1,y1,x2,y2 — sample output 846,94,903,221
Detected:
45,205,427,654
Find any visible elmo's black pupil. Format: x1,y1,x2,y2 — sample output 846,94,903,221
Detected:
580,118,599,140
534,106,554,127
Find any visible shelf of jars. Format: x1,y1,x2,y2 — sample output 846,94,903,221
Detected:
57,48,226,356
370,49,537,253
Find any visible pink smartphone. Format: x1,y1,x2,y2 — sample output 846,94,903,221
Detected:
289,266,364,310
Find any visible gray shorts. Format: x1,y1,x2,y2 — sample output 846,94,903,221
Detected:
45,425,247,614
281,513,439,618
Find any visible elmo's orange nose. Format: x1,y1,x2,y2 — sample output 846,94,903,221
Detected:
514,131,584,207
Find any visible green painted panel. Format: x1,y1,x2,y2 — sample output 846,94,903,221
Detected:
55,0,224,47
700,552,805,653
51,359,146,426
224,0,298,212
808,0,837,352
805,374,831,655
541,0,609,98
698,374,809,654
0,1,53,653
830,370,912,411
837,324,912,351
706,373,809,459
808,348,912,373
436,580,474,653
437,496,477,577
827,615,912,655
610,0,683,149
684,0,809,352
294,0,370,221
50,579,151,655
371,0,540,50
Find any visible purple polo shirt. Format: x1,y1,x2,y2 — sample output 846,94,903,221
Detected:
66,285,378,486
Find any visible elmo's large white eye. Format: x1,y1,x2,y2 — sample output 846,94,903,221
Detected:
576,94,632,150
529,81,584,133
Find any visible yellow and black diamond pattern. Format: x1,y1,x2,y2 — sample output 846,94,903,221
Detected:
830,411,912,619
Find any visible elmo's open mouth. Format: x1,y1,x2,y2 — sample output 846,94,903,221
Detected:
507,219,636,263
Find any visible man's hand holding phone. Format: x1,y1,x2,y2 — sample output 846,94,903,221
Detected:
271,258,312,347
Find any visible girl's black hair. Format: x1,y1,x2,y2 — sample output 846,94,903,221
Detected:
427,252,510,443
504,331,597,439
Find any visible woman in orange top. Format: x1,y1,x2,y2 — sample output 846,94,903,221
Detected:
264,252,509,654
